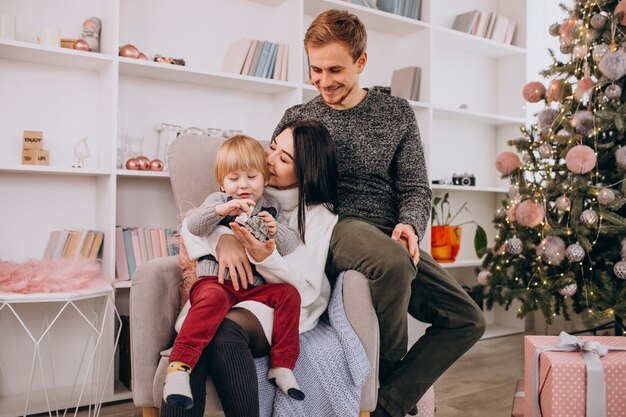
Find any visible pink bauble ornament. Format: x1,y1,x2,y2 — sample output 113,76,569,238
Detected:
615,1,626,25
559,17,577,47
598,188,615,205
590,13,607,29
573,44,588,59
565,145,596,174
495,151,521,175
558,283,578,296
598,50,626,81
522,82,546,103
547,79,572,103
555,196,571,211
616,146,626,169
72,39,90,51
125,158,139,170
477,270,491,286
574,72,594,101
605,84,622,99
571,110,594,135
136,156,151,170
507,204,518,222
536,236,566,265
537,108,559,132
138,52,148,60
150,159,164,171
119,44,140,59
516,200,545,227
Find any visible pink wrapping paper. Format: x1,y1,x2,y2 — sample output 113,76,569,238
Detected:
524,335,626,417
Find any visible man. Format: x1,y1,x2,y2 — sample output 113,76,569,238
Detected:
272,9,486,417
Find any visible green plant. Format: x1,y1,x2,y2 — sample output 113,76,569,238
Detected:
431,192,488,258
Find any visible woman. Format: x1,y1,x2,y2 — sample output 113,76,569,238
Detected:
160,119,339,417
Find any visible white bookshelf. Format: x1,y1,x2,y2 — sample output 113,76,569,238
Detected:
0,0,533,411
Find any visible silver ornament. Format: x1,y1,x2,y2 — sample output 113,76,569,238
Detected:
605,84,622,100
538,143,552,159
580,208,599,225
477,270,491,286
598,188,615,205
614,260,626,279
558,283,578,296
593,44,609,63
549,23,561,36
508,185,519,198
566,243,585,262
590,13,607,29
507,237,523,255
555,196,571,211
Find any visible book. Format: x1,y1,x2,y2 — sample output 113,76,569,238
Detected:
158,228,168,259
122,228,137,278
130,228,143,267
62,230,84,258
80,230,97,258
390,66,420,101
115,227,130,280
142,228,154,261
254,41,272,78
43,230,70,259
263,42,278,79
88,231,104,259
272,43,285,80
247,40,264,76
280,43,289,81
241,39,259,75
151,229,162,258
451,10,479,34
504,20,517,44
220,38,253,74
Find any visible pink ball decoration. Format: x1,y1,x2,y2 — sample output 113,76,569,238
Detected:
136,156,151,170
547,79,572,104
507,204,518,222
72,39,90,51
119,44,140,59
515,200,545,227
565,145,596,174
477,270,491,286
125,158,139,170
138,52,148,60
522,82,546,103
574,73,594,101
571,110,594,135
495,151,522,175
150,159,164,171
615,1,626,25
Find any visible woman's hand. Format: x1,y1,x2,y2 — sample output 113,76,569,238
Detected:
215,234,254,290
230,222,276,263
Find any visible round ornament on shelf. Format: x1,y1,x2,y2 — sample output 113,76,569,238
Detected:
506,237,523,255
558,283,578,296
616,146,626,169
565,145,596,174
150,159,164,171
522,82,546,103
605,84,622,100
495,151,522,175
119,44,140,59
516,200,545,227
598,188,616,205
136,156,151,170
580,208,599,225
598,49,626,81
125,158,139,170
477,270,491,286
614,260,626,279
72,39,90,51
538,143,552,159
566,243,585,262
555,196,572,211
590,13,607,29
536,236,566,266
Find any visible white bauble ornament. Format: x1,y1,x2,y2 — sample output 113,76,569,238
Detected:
614,260,626,279
566,243,585,262
580,208,599,225
598,188,615,205
593,44,609,63
536,236,566,265
616,147,626,169
538,143,552,159
590,13,607,29
599,49,626,81
507,237,523,255
605,84,622,100
477,270,491,286
558,283,578,296
555,196,571,211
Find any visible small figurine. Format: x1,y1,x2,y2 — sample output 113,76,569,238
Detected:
73,137,90,168
234,212,269,242
154,54,186,66
80,17,101,52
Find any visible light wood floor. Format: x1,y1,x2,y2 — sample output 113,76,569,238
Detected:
44,333,524,417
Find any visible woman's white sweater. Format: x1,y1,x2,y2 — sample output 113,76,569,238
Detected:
176,187,337,344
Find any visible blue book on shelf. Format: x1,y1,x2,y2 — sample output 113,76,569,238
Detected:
254,41,272,78
264,42,278,78
122,228,137,278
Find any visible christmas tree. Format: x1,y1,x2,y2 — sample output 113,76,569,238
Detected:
480,0,626,330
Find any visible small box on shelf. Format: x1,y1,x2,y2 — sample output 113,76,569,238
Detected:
23,130,43,149
22,148,49,165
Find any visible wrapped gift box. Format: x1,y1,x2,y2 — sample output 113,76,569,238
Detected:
511,378,524,417
524,334,626,417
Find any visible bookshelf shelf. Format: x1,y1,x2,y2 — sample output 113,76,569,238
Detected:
116,169,170,178
432,105,526,126
433,26,526,59
0,39,114,71
431,184,508,194
0,165,110,176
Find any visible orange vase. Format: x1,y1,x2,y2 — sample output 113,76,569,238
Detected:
431,225,462,263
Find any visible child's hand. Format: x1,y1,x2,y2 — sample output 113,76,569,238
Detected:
257,211,277,237
215,199,256,217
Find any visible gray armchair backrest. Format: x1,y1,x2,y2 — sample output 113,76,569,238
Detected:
167,133,226,217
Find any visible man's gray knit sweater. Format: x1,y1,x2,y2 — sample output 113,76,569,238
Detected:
273,89,431,241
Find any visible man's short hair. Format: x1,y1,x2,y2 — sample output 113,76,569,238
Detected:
304,9,367,62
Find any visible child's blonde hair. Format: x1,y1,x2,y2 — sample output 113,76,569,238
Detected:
214,135,270,185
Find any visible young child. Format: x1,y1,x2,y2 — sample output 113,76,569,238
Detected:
163,135,305,410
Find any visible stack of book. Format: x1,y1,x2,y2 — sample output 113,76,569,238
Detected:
115,226,179,280
221,38,289,81
390,66,421,101
451,10,517,45
346,0,421,20
43,229,105,260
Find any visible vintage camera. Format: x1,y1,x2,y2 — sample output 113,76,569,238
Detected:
452,172,475,186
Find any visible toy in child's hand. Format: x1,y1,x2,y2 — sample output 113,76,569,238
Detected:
235,213,270,242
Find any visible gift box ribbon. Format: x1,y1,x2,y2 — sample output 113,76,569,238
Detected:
531,331,626,417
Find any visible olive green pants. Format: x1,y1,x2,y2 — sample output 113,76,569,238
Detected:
327,216,486,417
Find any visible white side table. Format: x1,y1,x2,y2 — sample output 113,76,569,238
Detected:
0,286,121,417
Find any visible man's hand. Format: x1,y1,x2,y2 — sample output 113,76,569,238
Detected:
391,223,420,266
215,234,254,290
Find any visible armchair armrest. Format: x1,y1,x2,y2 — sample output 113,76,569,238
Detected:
342,270,379,412
130,256,182,407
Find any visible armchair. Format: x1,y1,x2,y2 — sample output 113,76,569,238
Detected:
130,133,379,417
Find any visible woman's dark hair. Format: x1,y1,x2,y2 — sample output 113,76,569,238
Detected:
285,119,338,243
